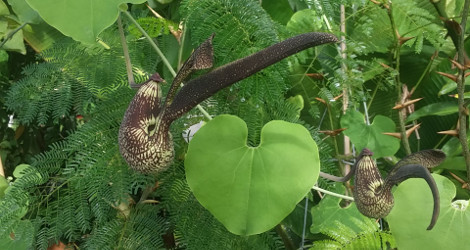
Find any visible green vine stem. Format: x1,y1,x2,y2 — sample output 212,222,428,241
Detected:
387,2,411,155
117,14,135,87
275,224,296,250
312,185,354,201
122,11,176,76
457,0,470,181
122,11,212,120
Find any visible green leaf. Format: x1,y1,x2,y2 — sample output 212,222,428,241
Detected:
0,3,27,54
156,0,174,4
0,220,33,250
22,20,64,52
438,81,457,96
0,1,9,16
25,0,147,43
310,183,373,234
13,164,31,178
392,0,444,53
185,115,320,235
8,0,41,24
340,110,400,158
438,156,466,171
287,94,304,119
441,137,462,157
387,174,470,249
283,199,315,239
310,184,396,249
261,0,293,25
286,9,322,34
0,26,26,54
438,137,466,170
406,102,458,122
438,69,470,96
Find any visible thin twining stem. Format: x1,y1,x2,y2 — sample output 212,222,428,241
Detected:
122,11,212,120
312,185,354,201
117,14,135,87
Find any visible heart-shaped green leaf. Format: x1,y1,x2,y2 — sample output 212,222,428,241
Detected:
25,0,146,43
185,115,320,235
340,110,400,158
387,174,470,249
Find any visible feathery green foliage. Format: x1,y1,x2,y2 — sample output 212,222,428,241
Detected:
181,0,289,105
2,0,465,249
1,1,318,248
311,219,396,249
6,27,158,126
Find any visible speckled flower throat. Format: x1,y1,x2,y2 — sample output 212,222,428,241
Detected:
118,32,338,174
118,74,174,173
353,149,394,219
320,148,446,230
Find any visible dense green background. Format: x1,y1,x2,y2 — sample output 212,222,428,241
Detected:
0,0,469,249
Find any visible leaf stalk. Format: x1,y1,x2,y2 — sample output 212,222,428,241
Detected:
312,185,354,201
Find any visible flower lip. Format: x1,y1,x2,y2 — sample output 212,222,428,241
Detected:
362,148,373,156
149,73,165,83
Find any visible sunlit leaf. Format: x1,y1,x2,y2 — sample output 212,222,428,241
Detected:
340,110,400,158
286,94,304,119
286,9,323,34
25,0,146,43
22,21,64,52
438,81,457,96
387,174,470,249
185,115,320,235
13,164,31,179
9,0,41,24
0,1,9,15
0,3,27,55
0,27,26,54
